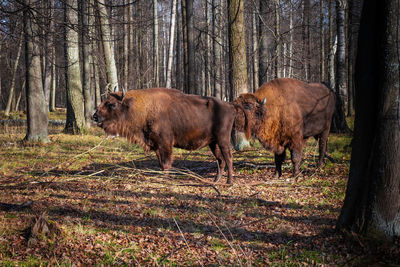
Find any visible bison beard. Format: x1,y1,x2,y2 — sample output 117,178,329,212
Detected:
92,88,236,184
233,78,336,178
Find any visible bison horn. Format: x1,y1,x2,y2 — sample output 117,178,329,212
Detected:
261,98,266,105
121,85,126,99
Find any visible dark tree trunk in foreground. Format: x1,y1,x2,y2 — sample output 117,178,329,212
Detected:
24,0,49,143
337,0,400,239
331,0,350,133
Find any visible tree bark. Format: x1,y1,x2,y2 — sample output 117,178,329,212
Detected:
23,0,49,143
166,0,177,89
64,0,85,134
337,0,400,240
97,0,119,92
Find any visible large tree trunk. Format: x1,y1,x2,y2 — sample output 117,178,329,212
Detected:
337,0,400,240
228,0,249,150
331,0,350,133
166,0,177,89
97,0,119,92
64,0,85,134
5,31,23,116
23,0,49,143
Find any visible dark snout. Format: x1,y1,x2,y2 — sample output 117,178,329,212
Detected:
92,111,99,122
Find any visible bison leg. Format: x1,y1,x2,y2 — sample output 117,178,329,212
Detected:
317,128,330,167
209,143,225,183
274,150,286,178
218,143,234,185
289,147,302,177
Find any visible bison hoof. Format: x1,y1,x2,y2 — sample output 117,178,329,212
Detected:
214,177,221,183
273,172,281,179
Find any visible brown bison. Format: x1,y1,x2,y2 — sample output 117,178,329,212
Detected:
92,88,238,184
233,78,335,177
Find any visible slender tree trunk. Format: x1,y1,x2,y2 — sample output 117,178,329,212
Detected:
166,0,177,88
0,41,2,109
252,2,259,91
24,0,49,143
181,0,188,93
186,0,196,94
288,0,293,78
129,1,134,88
64,0,85,134
123,0,129,91
97,0,119,92
302,0,311,81
81,0,92,127
49,45,56,111
320,0,326,81
274,0,281,78
213,0,222,99
14,80,25,112
259,0,268,84
153,0,159,87
204,0,211,96
328,0,336,89
42,0,52,112
337,0,400,239
5,31,23,116
331,0,350,133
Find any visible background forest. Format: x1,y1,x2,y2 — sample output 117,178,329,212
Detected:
0,0,358,126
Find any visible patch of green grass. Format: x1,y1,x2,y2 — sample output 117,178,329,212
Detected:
210,238,226,252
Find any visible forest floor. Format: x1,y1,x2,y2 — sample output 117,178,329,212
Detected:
0,111,399,266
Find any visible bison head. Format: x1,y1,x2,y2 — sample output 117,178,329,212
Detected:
92,91,133,137
233,94,266,139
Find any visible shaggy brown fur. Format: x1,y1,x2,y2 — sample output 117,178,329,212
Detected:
93,88,237,184
233,78,336,177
